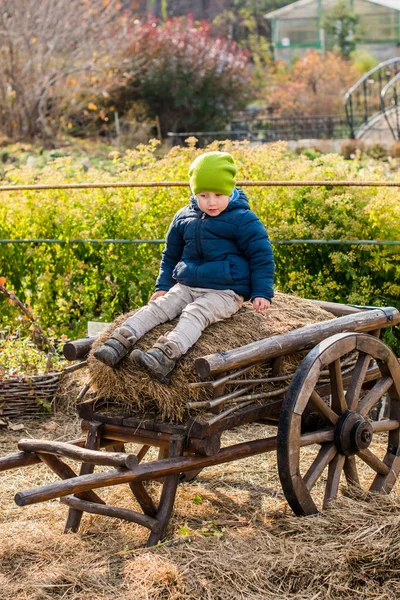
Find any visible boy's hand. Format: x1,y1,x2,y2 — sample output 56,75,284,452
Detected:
150,290,168,301
252,297,271,312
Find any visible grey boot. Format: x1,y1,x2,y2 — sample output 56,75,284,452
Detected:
129,336,181,384
93,326,137,368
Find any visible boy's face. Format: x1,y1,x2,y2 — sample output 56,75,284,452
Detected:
196,192,230,217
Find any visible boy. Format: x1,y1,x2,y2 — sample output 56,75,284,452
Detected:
94,151,275,383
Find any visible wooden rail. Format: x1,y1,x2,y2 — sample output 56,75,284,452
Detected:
195,308,400,378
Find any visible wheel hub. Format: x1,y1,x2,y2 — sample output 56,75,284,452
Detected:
334,410,373,456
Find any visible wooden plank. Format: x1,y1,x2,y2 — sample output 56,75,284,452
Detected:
188,399,283,437
136,445,151,463
82,422,171,448
122,417,186,435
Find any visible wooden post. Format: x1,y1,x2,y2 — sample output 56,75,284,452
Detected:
64,421,103,533
146,434,185,547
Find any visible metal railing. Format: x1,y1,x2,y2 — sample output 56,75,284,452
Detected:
381,72,400,141
345,57,400,139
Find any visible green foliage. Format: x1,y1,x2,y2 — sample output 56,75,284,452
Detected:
349,49,378,76
296,147,322,161
0,333,65,376
0,140,399,351
322,0,360,59
366,143,388,161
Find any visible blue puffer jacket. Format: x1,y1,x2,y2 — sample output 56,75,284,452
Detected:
155,189,275,301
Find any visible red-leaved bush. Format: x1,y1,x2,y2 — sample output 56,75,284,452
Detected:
111,15,253,136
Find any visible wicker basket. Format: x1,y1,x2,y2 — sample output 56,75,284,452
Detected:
0,362,86,420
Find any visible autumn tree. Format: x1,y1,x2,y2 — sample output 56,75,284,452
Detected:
267,51,358,117
0,0,128,141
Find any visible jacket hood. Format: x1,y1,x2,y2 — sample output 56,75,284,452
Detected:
190,187,250,212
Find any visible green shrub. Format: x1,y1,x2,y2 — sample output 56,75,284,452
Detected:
296,147,322,161
0,140,399,350
366,142,388,160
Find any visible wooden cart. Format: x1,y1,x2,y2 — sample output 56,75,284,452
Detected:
1,302,400,546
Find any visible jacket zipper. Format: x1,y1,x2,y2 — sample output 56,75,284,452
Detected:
196,212,206,260
194,212,206,286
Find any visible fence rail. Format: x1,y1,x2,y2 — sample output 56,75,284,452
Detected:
1,180,398,246
1,180,400,191
1,239,399,246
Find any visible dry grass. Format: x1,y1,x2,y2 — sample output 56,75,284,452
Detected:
88,292,333,421
1,417,400,600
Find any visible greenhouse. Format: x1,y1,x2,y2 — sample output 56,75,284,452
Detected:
265,0,400,62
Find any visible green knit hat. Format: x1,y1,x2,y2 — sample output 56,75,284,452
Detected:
189,151,237,196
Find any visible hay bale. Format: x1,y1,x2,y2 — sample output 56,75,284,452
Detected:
88,292,334,422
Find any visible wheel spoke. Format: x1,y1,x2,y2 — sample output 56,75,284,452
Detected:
346,352,371,411
343,456,360,487
303,443,337,491
309,391,339,425
358,376,393,416
329,359,347,415
357,448,390,475
371,419,400,433
323,453,345,508
300,428,334,447
371,454,400,494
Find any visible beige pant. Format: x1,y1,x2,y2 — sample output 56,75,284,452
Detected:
123,283,244,356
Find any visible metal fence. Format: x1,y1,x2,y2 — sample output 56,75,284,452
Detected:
1,180,399,247
168,115,353,146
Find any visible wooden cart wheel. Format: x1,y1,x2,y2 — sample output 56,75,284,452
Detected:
277,332,400,515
